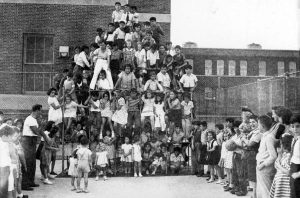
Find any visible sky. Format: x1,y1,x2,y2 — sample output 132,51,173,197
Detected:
171,0,299,50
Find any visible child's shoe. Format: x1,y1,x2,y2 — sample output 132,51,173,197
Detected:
43,178,53,185
151,171,156,175
99,171,103,176
146,170,149,175
76,188,82,193
71,186,77,191
83,189,89,193
138,173,143,177
104,176,108,181
134,173,138,177
215,180,223,184
95,176,99,181
48,174,55,179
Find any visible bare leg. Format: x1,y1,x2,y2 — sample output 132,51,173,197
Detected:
83,173,88,191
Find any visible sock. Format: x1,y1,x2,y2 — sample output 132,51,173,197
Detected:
17,193,23,198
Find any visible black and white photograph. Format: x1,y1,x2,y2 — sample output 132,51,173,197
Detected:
0,0,300,198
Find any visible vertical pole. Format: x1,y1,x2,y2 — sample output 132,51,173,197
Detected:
61,90,65,172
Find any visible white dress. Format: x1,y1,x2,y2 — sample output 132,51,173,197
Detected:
141,97,155,117
64,101,78,118
154,103,166,131
121,144,132,162
112,97,128,125
48,96,62,124
96,151,108,167
132,144,142,162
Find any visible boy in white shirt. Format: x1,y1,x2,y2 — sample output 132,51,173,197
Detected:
114,21,126,50
135,42,146,70
111,2,124,26
121,4,133,27
146,44,159,70
179,64,198,93
157,65,171,92
144,72,163,92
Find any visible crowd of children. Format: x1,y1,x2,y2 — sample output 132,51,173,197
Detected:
1,2,300,198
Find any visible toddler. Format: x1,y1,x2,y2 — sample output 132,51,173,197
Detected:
95,142,109,181
76,136,92,193
121,136,133,176
132,135,143,177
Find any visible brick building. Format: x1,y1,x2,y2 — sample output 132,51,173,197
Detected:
183,48,300,124
0,0,171,94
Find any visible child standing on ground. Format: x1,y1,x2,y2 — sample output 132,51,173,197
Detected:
269,134,293,198
68,140,80,191
206,131,221,183
76,136,92,193
121,136,133,176
103,130,116,175
112,91,128,137
95,142,109,181
135,42,146,70
132,135,143,177
122,40,136,71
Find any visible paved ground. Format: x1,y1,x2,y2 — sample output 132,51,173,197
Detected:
25,161,250,198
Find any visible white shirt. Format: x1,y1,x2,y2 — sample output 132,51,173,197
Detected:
105,32,115,42
114,28,126,39
180,74,198,88
125,32,133,42
147,50,159,66
96,151,108,165
64,101,78,118
181,101,194,115
0,138,11,167
121,12,134,26
41,131,50,142
157,72,171,88
291,138,300,164
122,144,132,155
90,100,101,112
112,9,124,22
167,49,176,56
135,49,146,68
22,115,39,137
97,78,113,90
74,54,79,63
76,51,90,68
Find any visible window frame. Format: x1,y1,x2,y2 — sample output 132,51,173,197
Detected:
259,61,267,76
23,33,54,65
205,60,213,76
228,60,236,76
217,60,224,76
240,60,247,76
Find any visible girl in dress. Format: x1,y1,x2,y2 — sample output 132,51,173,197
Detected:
154,93,166,132
121,136,133,176
112,90,128,137
122,40,136,70
220,132,233,189
68,140,80,191
132,135,143,177
141,90,155,131
103,130,116,175
95,142,109,181
206,131,221,183
134,42,146,70
99,91,114,139
90,41,113,90
270,134,293,198
63,95,88,133
47,88,62,126
96,70,113,91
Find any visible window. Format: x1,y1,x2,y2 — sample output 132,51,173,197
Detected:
205,60,212,75
289,61,296,76
228,60,236,76
240,60,247,76
278,61,285,76
24,34,54,64
204,87,213,100
217,60,224,75
259,61,266,76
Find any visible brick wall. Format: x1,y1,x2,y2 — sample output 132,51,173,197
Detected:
0,1,171,94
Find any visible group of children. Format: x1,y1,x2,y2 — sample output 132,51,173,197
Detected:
189,107,300,198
